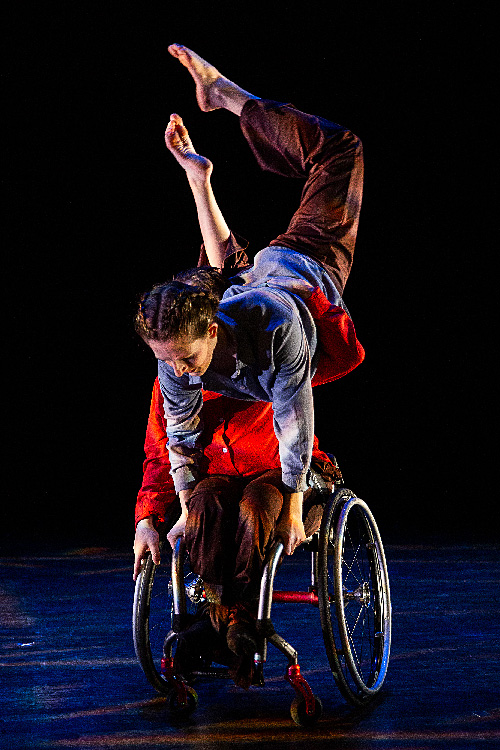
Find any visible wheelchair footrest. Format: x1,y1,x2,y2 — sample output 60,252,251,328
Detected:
191,666,230,679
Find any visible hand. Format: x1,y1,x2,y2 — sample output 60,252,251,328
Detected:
165,113,213,183
133,517,160,581
275,491,306,555
166,511,188,549
276,514,307,555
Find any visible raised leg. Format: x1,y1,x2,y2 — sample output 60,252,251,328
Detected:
240,100,364,293
168,44,364,292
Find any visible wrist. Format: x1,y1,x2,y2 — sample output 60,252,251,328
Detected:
137,515,157,530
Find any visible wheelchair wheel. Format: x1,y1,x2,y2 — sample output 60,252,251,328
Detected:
318,489,391,705
132,542,202,694
290,695,323,727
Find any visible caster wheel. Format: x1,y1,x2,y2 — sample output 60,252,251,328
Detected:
290,695,323,727
167,685,199,717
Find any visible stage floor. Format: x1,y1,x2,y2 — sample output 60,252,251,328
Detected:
1,544,499,749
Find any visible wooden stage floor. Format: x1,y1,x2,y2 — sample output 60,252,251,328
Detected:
1,544,499,749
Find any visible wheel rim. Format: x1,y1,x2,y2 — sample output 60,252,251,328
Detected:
333,497,391,697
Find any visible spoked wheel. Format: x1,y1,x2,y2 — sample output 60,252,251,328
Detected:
132,542,204,694
318,489,391,705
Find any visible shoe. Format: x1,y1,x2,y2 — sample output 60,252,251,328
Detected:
174,602,235,677
229,653,255,690
207,602,230,633
173,616,219,679
226,602,258,657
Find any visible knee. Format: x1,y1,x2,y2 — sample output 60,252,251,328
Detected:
327,125,362,160
321,128,363,173
347,131,363,161
239,483,283,526
188,479,226,515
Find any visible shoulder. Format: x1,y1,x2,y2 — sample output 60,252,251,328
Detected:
220,286,297,328
220,288,307,366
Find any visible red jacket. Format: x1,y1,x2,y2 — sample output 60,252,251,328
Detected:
135,380,334,527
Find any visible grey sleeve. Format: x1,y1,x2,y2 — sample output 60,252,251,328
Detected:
270,315,314,493
157,361,204,493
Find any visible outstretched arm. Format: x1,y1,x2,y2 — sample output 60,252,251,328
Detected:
165,114,230,269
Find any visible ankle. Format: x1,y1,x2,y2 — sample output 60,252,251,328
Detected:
228,601,257,627
212,77,259,116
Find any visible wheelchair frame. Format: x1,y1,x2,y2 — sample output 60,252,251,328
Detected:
133,470,391,727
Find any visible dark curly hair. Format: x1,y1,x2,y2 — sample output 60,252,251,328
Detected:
135,267,230,343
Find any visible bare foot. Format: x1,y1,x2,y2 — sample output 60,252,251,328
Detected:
168,44,223,111
168,43,258,116
165,113,213,182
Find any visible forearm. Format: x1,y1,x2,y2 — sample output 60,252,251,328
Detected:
273,380,314,493
281,491,304,522
178,488,192,517
188,174,231,269
166,489,192,549
159,361,204,493
164,113,231,268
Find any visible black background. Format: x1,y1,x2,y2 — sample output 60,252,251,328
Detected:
3,3,496,553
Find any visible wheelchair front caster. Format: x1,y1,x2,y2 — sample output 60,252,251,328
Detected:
290,695,323,727
166,684,199,718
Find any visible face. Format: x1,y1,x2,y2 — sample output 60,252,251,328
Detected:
148,323,218,378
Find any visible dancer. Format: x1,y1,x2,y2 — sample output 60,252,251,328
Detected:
135,44,364,559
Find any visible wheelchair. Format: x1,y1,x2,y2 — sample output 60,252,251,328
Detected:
132,460,391,727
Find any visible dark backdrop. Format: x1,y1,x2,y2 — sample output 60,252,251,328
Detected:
3,4,495,553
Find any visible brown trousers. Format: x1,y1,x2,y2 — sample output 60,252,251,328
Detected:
185,469,329,604
240,99,364,294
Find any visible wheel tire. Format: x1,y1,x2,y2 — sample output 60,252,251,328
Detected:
318,489,391,705
290,695,323,727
